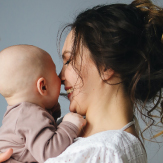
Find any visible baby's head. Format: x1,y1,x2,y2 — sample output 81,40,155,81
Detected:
0,45,61,109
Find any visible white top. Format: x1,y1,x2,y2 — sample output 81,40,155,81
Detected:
45,122,147,163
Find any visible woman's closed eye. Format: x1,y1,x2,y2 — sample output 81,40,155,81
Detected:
64,59,71,65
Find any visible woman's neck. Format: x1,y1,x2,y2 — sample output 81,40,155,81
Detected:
81,84,133,137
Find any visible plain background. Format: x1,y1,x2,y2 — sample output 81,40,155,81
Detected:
0,0,163,162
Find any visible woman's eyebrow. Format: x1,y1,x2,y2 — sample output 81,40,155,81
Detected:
62,51,71,59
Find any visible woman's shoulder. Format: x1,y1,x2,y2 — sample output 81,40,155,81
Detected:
45,130,147,163
75,130,141,149
77,130,146,160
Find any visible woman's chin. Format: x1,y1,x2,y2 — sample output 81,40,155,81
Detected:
69,105,77,113
69,101,86,115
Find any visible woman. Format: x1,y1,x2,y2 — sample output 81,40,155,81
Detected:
1,0,163,162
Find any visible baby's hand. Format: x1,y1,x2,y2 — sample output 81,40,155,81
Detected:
63,112,86,131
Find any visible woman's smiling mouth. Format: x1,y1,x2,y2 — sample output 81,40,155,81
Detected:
65,87,74,99
66,88,73,94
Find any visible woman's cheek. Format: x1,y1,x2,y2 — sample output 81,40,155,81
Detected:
65,68,79,86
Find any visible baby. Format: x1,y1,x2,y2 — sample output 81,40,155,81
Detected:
0,45,86,163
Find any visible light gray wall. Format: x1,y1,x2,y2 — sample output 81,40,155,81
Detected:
0,0,163,162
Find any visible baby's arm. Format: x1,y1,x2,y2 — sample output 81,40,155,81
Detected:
16,105,86,163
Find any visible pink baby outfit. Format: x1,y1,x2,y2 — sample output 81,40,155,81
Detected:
0,102,79,163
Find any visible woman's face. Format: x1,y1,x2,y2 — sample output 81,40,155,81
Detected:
60,31,102,115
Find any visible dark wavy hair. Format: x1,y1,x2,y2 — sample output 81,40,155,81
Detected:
59,0,163,140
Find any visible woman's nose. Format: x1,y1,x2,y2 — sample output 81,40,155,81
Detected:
58,69,65,85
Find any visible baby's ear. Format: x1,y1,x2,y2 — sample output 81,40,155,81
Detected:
101,68,114,81
37,77,47,96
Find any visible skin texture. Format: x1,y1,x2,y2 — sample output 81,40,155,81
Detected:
60,31,137,137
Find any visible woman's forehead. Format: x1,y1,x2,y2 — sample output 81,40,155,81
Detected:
62,30,92,62
62,31,74,54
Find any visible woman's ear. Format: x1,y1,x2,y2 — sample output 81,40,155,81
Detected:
102,68,114,81
37,77,48,96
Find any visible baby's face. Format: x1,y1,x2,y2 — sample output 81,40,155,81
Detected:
45,57,61,109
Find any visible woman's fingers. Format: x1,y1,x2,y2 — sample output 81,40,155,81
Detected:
0,148,13,162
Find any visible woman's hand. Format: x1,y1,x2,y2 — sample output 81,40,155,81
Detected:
0,148,13,163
